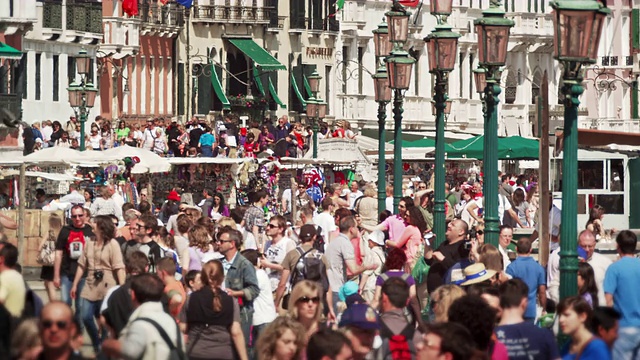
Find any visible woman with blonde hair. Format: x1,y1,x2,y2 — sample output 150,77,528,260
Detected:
287,280,324,341
38,213,63,301
430,284,465,322
10,318,41,360
183,224,217,271
354,185,378,228
256,316,306,360
180,260,248,360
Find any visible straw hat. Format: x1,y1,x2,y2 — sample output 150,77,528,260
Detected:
460,263,497,286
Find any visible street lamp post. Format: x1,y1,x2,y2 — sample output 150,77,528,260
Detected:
425,0,460,246
67,50,98,151
551,0,609,300
386,0,415,213
474,0,514,247
306,70,326,158
372,20,392,212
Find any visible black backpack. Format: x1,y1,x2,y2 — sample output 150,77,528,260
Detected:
133,317,186,360
290,247,326,287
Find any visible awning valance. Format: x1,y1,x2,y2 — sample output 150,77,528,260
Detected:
253,67,265,96
228,38,285,71
269,78,286,109
209,59,231,110
291,73,306,107
0,42,22,60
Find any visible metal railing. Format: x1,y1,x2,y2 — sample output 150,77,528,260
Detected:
66,1,102,33
138,2,185,27
0,94,22,121
42,0,63,29
192,5,272,23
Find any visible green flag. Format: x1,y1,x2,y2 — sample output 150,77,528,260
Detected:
336,0,345,11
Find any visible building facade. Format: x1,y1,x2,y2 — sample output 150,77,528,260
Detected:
21,0,102,125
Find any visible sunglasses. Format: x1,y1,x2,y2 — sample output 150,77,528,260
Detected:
42,320,68,330
266,224,279,229
476,230,484,235
297,296,320,304
71,214,84,219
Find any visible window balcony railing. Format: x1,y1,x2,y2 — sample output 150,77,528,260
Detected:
0,94,22,122
138,2,185,27
42,0,63,29
192,5,273,24
67,1,102,33
290,14,306,30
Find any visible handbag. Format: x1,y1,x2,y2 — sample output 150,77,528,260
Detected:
37,239,56,266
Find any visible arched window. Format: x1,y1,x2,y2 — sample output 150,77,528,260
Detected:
505,69,517,104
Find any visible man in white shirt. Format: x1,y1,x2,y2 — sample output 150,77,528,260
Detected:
141,119,156,151
498,225,516,270
59,183,86,205
579,229,611,306
347,181,363,209
313,197,336,246
385,186,394,214
530,194,562,251
261,215,296,292
546,245,560,304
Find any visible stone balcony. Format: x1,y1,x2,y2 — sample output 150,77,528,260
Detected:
508,12,553,51
100,17,141,58
191,5,272,25
65,1,103,43
0,0,37,35
579,118,640,133
335,93,435,130
339,0,366,32
138,1,183,36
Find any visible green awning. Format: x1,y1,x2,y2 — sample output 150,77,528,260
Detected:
253,67,265,96
0,42,22,60
209,60,230,110
269,78,286,109
291,73,306,107
446,135,540,160
228,38,285,71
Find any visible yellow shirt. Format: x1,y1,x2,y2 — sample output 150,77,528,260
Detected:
0,269,26,317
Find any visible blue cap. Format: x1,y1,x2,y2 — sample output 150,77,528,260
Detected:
339,281,359,302
338,304,380,330
578,246,588,260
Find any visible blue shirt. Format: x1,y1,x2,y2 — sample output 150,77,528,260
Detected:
506,256,546,319
199,133,215,147
560,337,611,360
603,256,640,327
495,322,560,360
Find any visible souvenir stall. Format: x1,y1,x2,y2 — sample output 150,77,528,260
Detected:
165,157,251,208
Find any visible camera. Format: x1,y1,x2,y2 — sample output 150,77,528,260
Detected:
94,270,104,281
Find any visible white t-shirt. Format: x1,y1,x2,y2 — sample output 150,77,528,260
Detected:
348,190,363,209
282,189,292,214
313,212,336,248
474,194,512,225
546,247,561,304
386,197,394,214
264,237,295,291
252,269,278,326
588,252,612,306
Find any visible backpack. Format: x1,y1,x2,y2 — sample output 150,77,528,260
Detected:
133,317,186,360
378,321,416,360
290,247,326,288
37,238,56,266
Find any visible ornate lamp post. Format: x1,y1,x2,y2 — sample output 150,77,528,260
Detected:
425,0,460,246
551,0,609,300
386,0,415,212
307,70,323,158
372,20,392,212
474,0,514,247
67,50,98,151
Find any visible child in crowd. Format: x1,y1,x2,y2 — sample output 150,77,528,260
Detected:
184,269,203,295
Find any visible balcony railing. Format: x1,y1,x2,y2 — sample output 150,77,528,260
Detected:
325,17,339,32
139,2,185,27
67,1,102,33
290,14,306,30
0,94,22,122
192,5,272,23
42,0,63,29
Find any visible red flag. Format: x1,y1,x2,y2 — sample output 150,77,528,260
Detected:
399,0,420,7
122,0,139,16
159,0,170,5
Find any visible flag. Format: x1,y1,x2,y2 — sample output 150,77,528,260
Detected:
399,0,420,7
336,0,345,11
159,0,170,5
122,0,138,16
176,0,193,8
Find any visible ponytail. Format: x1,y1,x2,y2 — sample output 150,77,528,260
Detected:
211,286,222,312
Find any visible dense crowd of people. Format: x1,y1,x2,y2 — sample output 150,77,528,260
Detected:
22,115,358,158
0,168,636,360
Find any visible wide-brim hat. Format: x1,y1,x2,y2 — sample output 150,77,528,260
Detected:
460,263,497,286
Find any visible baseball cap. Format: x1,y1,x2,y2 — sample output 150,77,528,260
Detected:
339,303,380,330
299,224,319,239
338,281,359,302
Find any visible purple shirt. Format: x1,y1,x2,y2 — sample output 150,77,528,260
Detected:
376,271,416,287
381,215,407,242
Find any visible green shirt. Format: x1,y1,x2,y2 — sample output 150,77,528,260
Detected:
116,127,130,140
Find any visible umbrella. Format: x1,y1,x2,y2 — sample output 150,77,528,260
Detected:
100,145,171,174
389,138,436,148
445,135,539,160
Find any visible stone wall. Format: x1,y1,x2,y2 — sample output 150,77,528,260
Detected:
2,210,64,267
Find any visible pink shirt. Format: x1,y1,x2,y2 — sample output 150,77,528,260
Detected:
381,215,407,242
394,225,422,266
